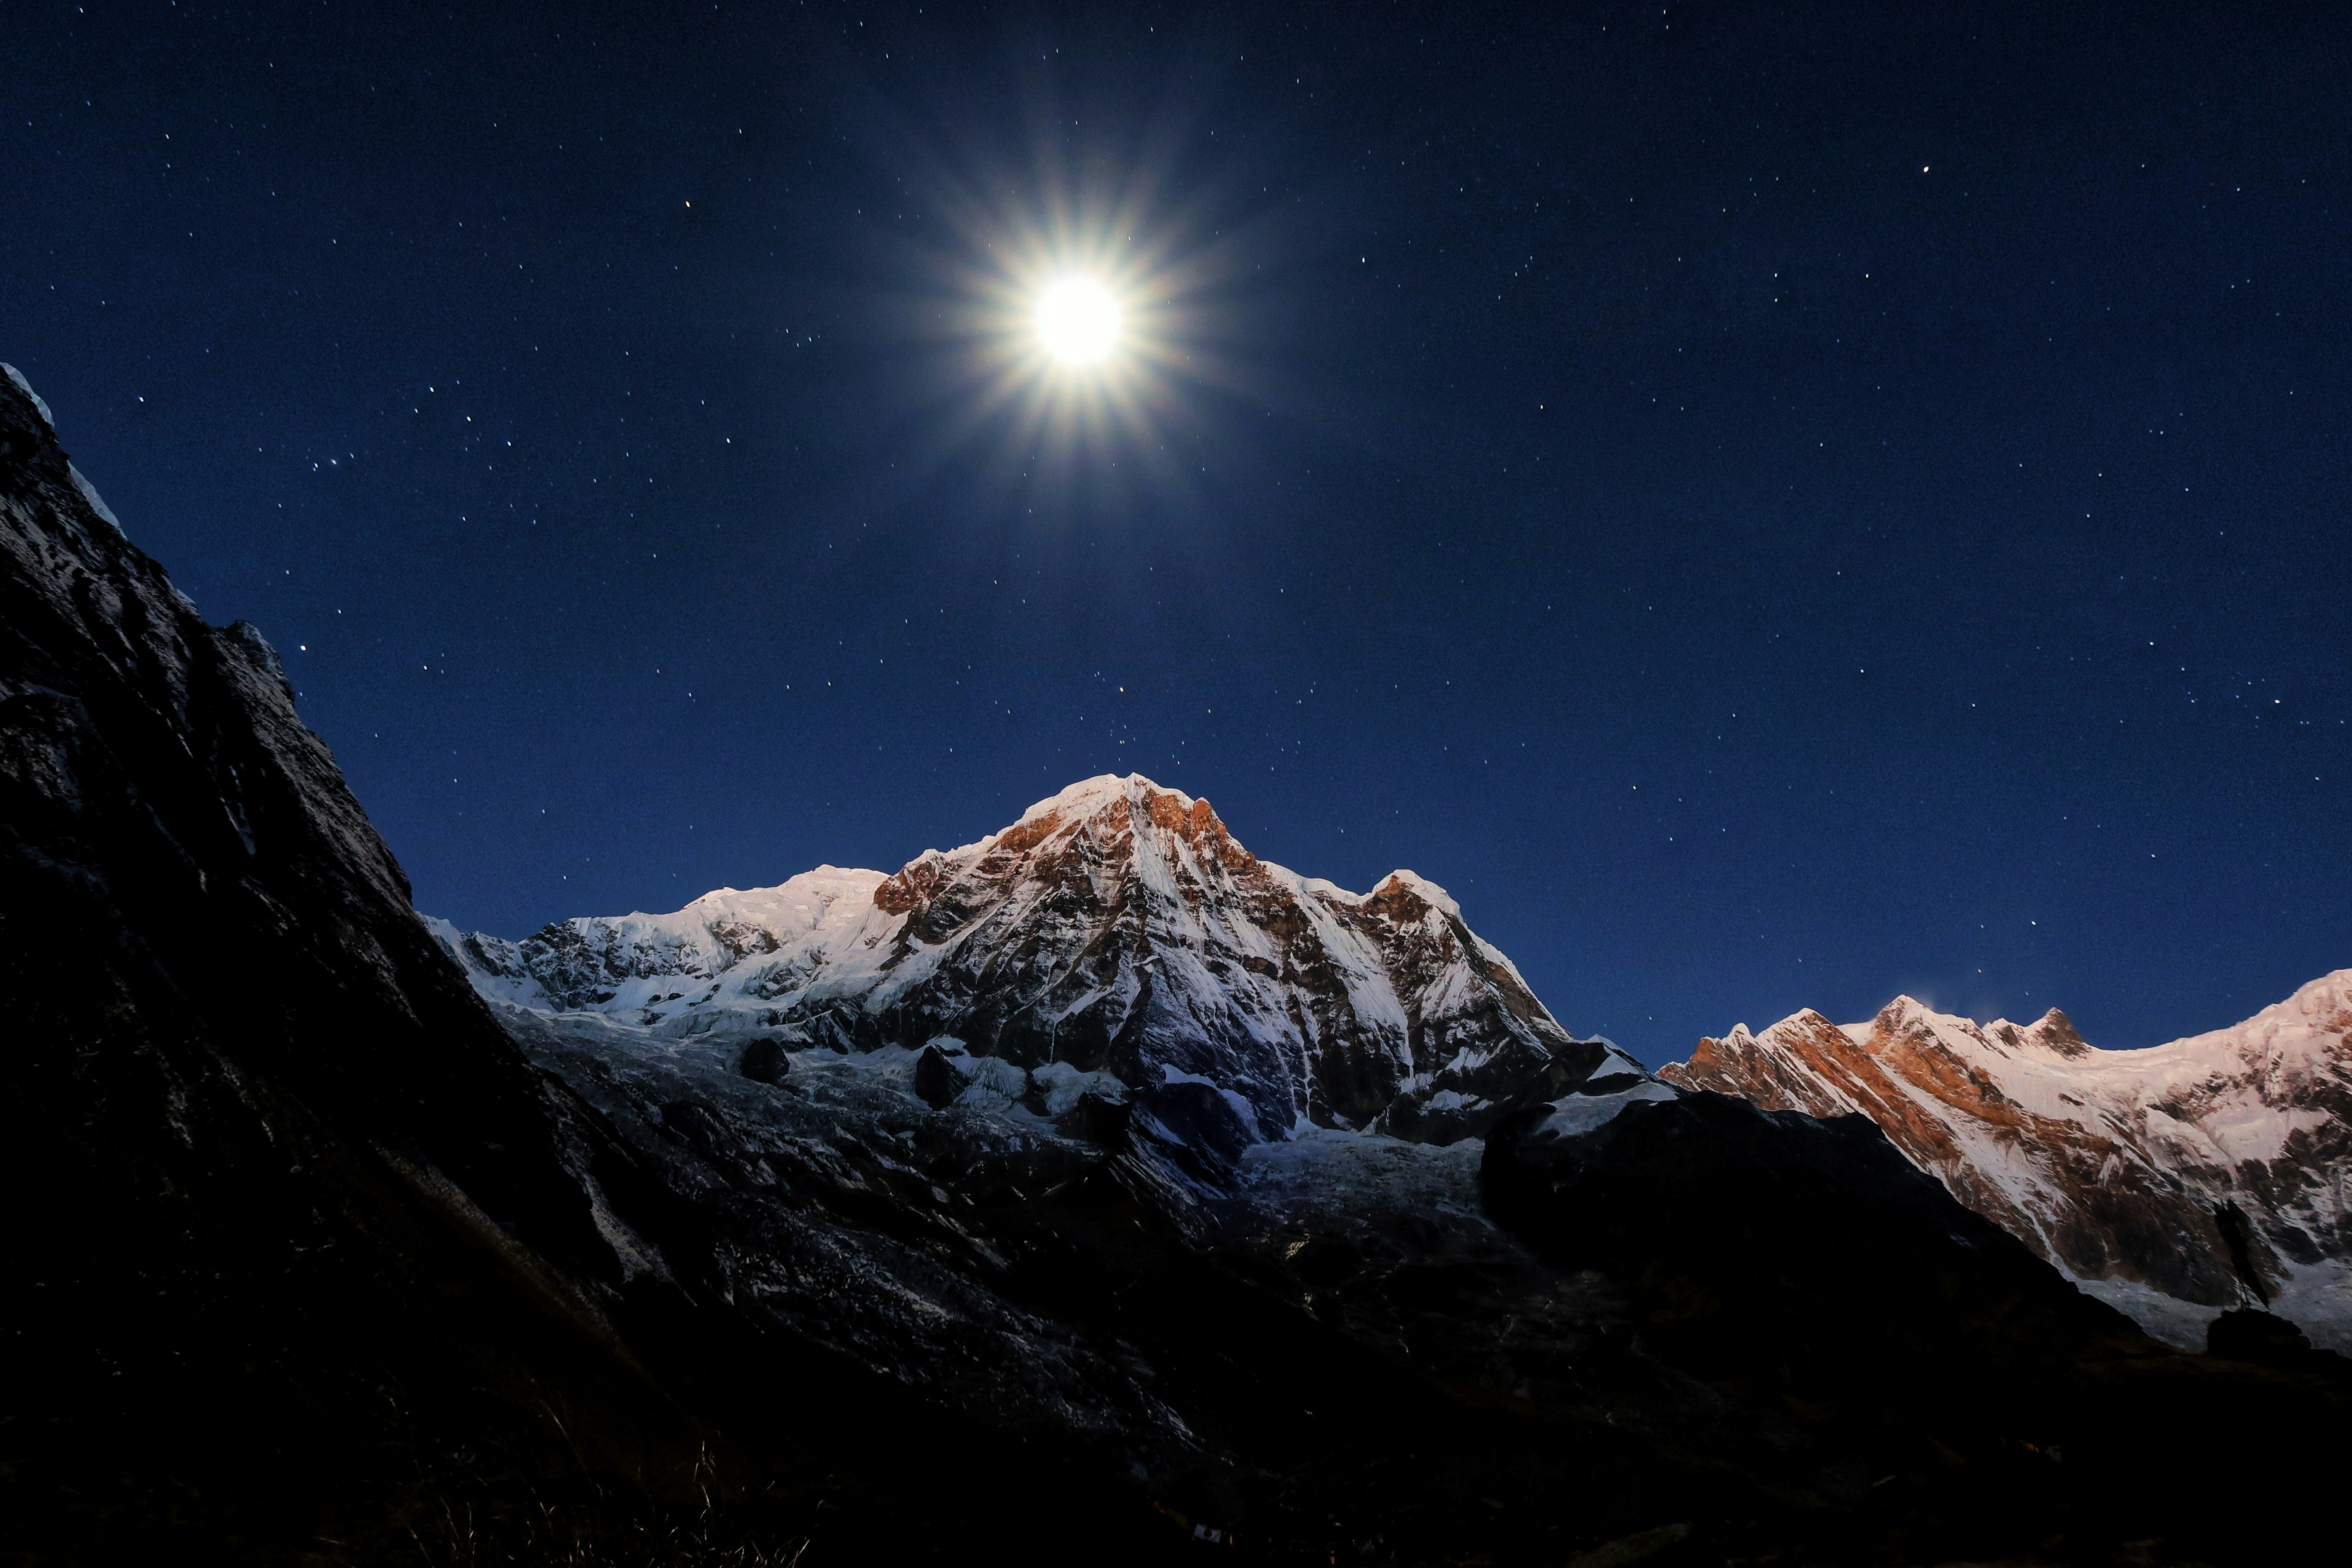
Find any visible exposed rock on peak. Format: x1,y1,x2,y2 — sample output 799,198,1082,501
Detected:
24,362,2352,1567
1985,1006,2093,1058
1664,975,2352,1349
438,772,1636,1144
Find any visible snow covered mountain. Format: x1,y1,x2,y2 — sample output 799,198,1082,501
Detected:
20,354,2351,1565
1662,976,2352,1348
433,774,1641,1145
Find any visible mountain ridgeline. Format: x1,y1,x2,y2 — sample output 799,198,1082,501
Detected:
1663,981,2352,1351
435,774,1645,1145
6,362,2349,1566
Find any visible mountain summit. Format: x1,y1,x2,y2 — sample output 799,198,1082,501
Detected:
438,773,1636,1143
1663,976,2352,1348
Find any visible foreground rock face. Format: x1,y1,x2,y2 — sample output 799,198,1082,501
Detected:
438,774,1641,1142
1472,1089,2352,1563
1481,1090,2135,1405
1662,980,2352,1347
0,365,734,1557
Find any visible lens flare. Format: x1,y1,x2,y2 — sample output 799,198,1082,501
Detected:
885,119,1263,515
1034,277,1123,365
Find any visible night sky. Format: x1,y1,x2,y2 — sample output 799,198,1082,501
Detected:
9,1,2348,1064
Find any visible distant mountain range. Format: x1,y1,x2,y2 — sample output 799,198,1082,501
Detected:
1663,979,2352,1349
431,776,2352,1353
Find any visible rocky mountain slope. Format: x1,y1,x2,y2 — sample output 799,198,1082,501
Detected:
434,774,1646,1144
11,357,2350,1567
0,361,1345,1563
0,363,757,1559
1663,979,2352,1348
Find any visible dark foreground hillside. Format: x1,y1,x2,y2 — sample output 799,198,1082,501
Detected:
3,365,2345,1567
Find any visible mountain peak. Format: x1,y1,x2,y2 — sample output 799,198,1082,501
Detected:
435,776,1624,1145
1869,994,1963,1036
1369,870,1461,919
1020,771,1192,816
2003,1007,2091,1058
1666,977,2352,1348
1006,772,1236,851
2279,967,2352,1025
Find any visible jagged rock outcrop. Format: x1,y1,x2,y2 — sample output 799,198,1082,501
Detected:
1663,978,2352,1347
437,775,1640,1143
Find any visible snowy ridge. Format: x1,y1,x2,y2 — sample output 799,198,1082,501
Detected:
432,774,1636,1145
1666,974,2352,1348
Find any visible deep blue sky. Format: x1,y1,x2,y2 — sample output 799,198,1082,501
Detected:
8,1,2347,1062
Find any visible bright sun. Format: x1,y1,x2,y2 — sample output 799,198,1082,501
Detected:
1034,276,1122,365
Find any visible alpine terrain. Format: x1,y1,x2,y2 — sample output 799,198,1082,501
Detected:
1664,982,2352,1350
6,360,2349,1567
432,772,1645,1146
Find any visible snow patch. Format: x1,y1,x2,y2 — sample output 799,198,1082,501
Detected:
1032,1060,1127,1117
956,1055,1031,1102
1378,870,1461,918
68,464,123,533
2075,1279,2223,1351
2270,1257,2352,1353
1532,1080,1681,1139
3,362,55,428
1159,1064,1268,1139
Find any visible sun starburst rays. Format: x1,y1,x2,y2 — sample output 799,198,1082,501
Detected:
850,101,1274,530
924,177,1243,480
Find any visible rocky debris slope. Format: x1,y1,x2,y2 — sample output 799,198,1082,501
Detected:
1663,978,2352,1348
437,774,1643,1143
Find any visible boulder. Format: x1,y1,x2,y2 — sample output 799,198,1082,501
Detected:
1054,1090,1132,1145
911,1043,962,1108
2207,1307,2321,1367
738,1037,790,1084
1133,1079,1259,1162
